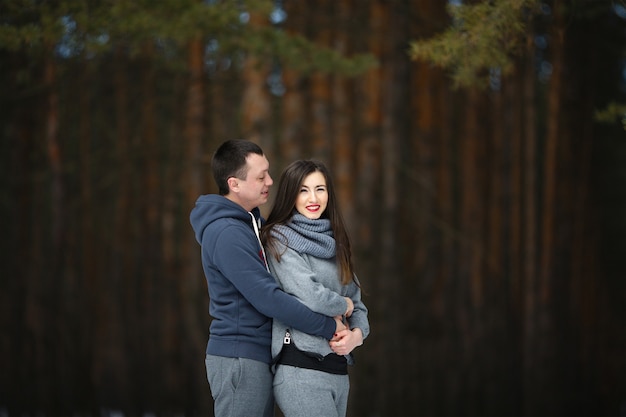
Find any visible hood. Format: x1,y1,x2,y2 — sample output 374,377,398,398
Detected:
190,194,260,243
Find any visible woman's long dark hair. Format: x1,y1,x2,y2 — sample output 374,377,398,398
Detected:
261,160,355,285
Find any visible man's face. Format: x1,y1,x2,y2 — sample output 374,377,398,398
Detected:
233,153,273,212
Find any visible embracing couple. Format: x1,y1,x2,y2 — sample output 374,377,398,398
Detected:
190,140,370,417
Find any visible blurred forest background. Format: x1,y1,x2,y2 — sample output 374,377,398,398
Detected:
1,0,625,416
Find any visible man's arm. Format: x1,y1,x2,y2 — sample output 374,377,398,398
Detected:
210,227,342,340
267,245,350,317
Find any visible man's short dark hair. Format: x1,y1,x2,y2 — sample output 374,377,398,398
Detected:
212,140,264,195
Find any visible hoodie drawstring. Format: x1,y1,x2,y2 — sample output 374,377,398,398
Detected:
249,212,270,272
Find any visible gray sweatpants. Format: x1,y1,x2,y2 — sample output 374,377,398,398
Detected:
205,354,275,417
273,365,350,417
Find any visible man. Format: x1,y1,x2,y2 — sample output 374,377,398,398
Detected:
190,140,347,417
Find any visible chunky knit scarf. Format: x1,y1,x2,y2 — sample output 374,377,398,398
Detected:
273,213,336,259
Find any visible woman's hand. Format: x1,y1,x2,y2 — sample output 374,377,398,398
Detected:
329,328,363,356
344,297,354,317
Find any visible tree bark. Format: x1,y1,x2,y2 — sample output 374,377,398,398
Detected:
241,12,272,148
331,0,356,235
180,35,209,414
309,0,332,159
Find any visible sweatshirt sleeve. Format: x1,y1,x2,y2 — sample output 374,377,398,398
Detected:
210,225,336,340
267,245,347,317
345,276,370,340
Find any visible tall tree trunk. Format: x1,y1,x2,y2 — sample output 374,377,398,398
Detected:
277,65,306,167
379,0,414,413
459,89,487,310
502,51,528,413
75,60,95,411
161,84,183,409
137,42,160,406
180,34,208,414
45,47,63,410
521,21,539,416
331,0,355,236
241,11,271,149
564,12,612,415
309,0,332,159
408,0,451,411
540,1,565,302
9,53,40,412
352,0,383,412
279,0,308,167
457,88,488,413
109,46,132,406
45,54,64,252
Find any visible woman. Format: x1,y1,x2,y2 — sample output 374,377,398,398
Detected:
260,160,370,417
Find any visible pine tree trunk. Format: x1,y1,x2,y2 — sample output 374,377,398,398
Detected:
241,11,271,148
280,0,308,166
180,35,209,413
331,0,355,235
110,46,132,403
352,0,384,412
309,0,332,158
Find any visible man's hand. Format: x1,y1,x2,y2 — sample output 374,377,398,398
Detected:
329,327,363,355
333,316,347,340
343,297,354,317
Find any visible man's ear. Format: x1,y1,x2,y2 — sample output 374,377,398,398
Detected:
227,177,239,192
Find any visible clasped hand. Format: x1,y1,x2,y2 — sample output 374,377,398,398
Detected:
330,315,363,356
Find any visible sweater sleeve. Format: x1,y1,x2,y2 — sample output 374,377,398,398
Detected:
210,225,336,340
267,244,348,317
344,276,370,340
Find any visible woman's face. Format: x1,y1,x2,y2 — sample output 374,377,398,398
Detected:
295,171,328,220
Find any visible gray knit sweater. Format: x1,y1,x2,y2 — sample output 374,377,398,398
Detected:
267,214,370,364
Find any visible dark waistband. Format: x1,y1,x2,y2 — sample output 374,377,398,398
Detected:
277,342,347,375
